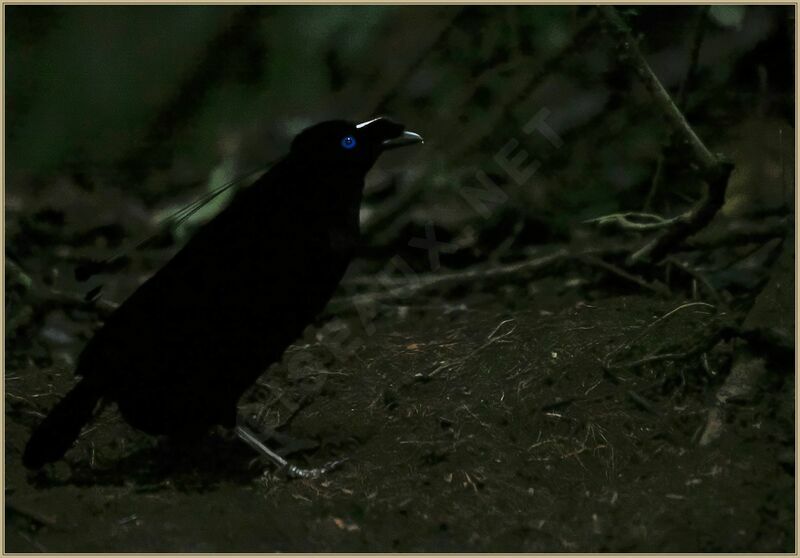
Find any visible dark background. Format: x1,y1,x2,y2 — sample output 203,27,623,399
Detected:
5,5,795,552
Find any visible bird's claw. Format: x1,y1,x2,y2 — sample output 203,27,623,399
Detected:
283,457,349,479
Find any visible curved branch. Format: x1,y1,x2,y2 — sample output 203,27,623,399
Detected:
597,7,735,264
584,211,679,232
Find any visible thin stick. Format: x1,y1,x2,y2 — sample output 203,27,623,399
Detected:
578,254,670,296
598,7,717,175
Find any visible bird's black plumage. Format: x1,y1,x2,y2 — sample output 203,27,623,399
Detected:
23,117,422,470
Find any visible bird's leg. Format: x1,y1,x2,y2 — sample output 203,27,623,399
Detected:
234,425,347,480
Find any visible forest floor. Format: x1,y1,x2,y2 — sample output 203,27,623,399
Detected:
5,277,794,552
5,4,796,552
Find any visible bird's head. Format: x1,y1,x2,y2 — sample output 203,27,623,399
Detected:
289,117,423,173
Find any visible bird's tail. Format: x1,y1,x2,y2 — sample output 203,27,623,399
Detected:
22,378,102,469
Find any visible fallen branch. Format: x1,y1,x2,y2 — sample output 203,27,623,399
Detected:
332,245,676,315
681,216,790,250
597,7,735,265
577,254,670,296
328,249,570,313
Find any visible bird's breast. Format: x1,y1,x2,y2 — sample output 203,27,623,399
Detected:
326,219,359,258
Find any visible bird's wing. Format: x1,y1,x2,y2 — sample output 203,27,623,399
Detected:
76,161,294,380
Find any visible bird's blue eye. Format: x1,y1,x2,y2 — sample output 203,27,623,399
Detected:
340,135,357,150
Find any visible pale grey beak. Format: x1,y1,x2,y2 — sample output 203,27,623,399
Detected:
382,131,424,151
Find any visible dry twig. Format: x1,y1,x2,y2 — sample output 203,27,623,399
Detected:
644,6,711,210
583,212,679,233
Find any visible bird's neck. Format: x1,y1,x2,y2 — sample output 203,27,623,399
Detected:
286,156,367,215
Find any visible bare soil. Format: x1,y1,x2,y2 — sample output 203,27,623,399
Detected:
5,285,794,552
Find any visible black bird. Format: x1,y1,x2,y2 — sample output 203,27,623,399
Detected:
23,117,423,476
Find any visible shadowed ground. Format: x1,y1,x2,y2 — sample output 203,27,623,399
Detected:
5,5,794,552
6,288,793,552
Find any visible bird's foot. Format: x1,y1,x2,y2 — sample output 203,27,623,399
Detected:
236,425,347,480
283,457,348,480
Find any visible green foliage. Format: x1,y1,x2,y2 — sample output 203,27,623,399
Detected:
5,5,794,244
709,6,746,30
6,6,226,176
